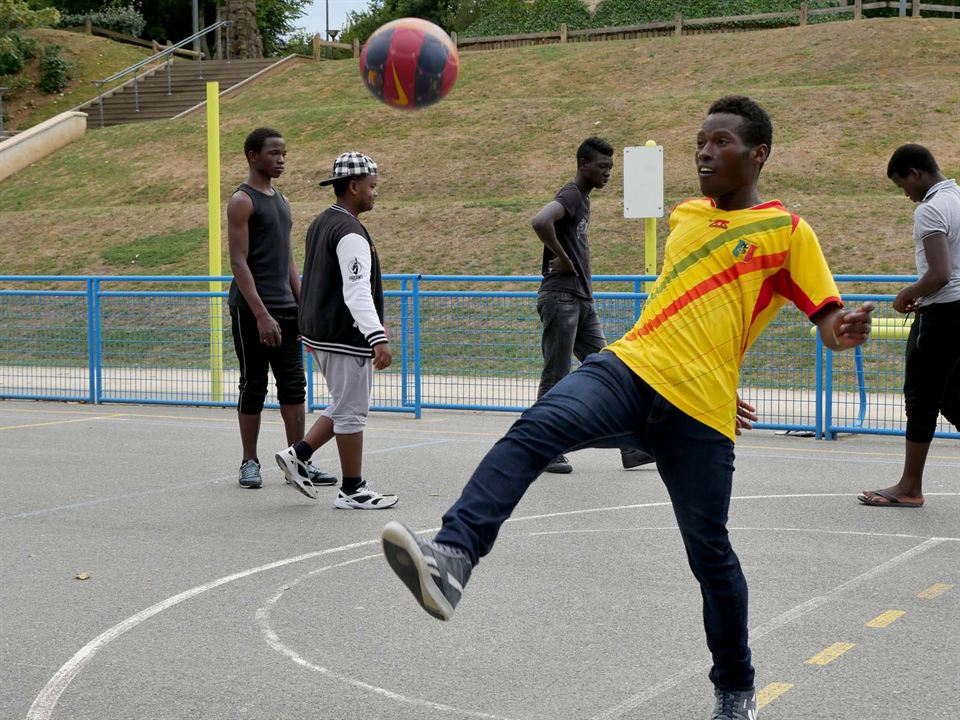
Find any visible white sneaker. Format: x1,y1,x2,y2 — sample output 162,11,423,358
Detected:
334,483,398,510
275,446,318,500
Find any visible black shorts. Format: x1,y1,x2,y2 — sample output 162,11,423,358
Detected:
230,305,306,414
903,299,960,442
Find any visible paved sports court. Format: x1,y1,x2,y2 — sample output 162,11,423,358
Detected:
1,400,957,720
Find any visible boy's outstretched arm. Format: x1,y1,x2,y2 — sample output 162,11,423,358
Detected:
812,302,876,351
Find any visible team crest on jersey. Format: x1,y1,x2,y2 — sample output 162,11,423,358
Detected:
710,218,730,229
731,239,757,263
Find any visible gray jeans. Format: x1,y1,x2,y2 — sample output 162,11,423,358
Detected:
536,290,605,399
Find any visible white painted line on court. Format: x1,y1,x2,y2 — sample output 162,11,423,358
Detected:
529,526,958,542
24,496,959,720
586,537,947,720
25,538,380,720
1,438,458,523
256,557,515,720
0,414,123,431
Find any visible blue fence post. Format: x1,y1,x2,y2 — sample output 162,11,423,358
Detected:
86,278,97,404
92,278,103,404
814,327,823,440
824,347,835,440
400,276,409,408
412,275,422,419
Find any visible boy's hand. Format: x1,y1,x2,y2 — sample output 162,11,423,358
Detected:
735,394,758,436
892,289,919,314
547,255,577,276
832,302,875,349
373,342,392,370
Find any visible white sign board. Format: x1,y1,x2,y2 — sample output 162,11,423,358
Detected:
623,145,664,219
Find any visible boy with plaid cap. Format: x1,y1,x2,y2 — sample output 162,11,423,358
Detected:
276,152,398,509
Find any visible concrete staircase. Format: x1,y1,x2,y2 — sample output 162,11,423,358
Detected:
76,57,293,128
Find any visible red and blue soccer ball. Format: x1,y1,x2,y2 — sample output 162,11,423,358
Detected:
359,17,459,110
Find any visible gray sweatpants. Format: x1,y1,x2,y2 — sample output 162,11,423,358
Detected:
312,350,374,434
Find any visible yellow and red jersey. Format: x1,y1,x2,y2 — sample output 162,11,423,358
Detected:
607,198,841,441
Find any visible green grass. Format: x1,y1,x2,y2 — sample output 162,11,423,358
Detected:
100,227,206,269
1,18,958,285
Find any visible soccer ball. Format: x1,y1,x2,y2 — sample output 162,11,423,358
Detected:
359,17,459,110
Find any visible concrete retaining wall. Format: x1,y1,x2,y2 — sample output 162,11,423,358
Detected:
0,111,87,183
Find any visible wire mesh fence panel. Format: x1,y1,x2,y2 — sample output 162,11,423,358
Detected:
417,293,542,410
0,287,91,401
826,298,959,439
740,306,821,432
306,291,413,412
97,293,240,407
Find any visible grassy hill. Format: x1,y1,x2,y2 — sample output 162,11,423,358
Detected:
4,28,153,130
1,18,958,285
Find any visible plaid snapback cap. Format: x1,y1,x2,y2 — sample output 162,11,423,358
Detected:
318,151,378,186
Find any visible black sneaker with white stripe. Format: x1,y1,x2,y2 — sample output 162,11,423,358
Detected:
711,688,757,720
334,482,398,509
381,521,472,621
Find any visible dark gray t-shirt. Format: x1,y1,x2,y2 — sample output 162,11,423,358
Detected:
539,182,593,299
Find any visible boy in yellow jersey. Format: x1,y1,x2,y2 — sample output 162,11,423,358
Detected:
381,96,874,720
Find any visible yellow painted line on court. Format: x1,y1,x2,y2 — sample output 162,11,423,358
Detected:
866,610,906,628
918,583,954,599
806,642,855,666
0,414,125,431
756,682,793,709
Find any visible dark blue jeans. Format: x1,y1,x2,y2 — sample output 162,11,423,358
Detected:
436,351,753,691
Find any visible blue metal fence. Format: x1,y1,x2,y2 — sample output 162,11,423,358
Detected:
1,274,957,441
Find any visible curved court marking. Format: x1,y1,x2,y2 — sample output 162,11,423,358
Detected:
255,556,514,720
26,492,960,720
257,524,956,720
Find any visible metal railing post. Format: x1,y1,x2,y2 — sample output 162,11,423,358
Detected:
814,327,823,439
133,70,140,112
412,275,422,418
166,54,173,94
0,87,6,134
86,279,97,404
400,276,409,408
92,278,103,404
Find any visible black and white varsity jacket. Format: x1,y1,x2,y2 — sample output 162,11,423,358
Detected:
299,205,387,357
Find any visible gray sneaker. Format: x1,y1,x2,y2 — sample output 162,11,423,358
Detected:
381,521,473,621
238,459,262,489
306,462,338,486
711,688,757,720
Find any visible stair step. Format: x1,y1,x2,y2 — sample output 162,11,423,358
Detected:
85,57,295,128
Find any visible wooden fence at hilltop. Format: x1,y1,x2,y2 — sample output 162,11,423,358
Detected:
449,0,958,53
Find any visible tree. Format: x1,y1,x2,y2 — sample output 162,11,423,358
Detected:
341,1,484,45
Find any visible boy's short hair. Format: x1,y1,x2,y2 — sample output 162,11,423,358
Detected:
332,177,359,197
887,144,940,178
244,127,283,157
707,96,773,153
577,136,614,165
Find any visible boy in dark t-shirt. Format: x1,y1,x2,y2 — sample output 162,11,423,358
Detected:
226,127,335,490
531,137,653,473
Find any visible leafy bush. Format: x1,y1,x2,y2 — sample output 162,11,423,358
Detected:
38,44,71,93
464,0,591,37
56,3,145,37
593,1,848,28
0,35,23,74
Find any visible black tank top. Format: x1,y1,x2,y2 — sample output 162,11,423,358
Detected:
228,183,297,310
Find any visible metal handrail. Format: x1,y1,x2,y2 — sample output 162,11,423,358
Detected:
90,20,231,129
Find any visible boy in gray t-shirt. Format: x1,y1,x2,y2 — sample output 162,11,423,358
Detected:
859,144,960,508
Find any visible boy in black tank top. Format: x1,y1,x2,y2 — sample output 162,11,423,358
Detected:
226,127,334,489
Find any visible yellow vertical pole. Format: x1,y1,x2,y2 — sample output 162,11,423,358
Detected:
207,81,223,402
644,139,658,292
